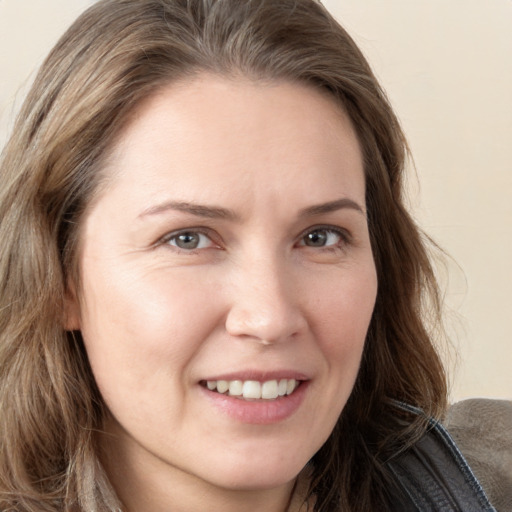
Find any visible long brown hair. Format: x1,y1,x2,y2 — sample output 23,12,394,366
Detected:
0,1,447,510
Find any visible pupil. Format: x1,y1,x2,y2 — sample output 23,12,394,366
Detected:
177,233,199,249
306,230,327,247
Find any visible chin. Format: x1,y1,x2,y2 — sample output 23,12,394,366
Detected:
204,450,309,491
217,472,301,492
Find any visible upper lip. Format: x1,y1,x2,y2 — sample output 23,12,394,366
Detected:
200,370,310,382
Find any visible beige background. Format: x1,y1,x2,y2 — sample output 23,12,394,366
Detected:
1,0,511,401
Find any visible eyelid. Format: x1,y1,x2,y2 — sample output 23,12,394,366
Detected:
157,227,222,250
154,224,351,252
296,224,352,247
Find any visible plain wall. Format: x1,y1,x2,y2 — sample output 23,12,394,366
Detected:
1,0,511,401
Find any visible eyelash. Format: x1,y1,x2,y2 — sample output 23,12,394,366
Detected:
297,225,351,252
157,225,351,253
158,228,219,253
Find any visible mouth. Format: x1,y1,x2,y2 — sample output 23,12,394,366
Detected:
200,378,301,401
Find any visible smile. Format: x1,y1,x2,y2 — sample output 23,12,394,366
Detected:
203,379,300,400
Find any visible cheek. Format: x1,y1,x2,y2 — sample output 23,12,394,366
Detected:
313,265,377,349
300,266,377,448
79,266,222,389
311,263,377,413
78,267,224,432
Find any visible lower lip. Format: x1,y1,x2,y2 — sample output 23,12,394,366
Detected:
200,381,309,425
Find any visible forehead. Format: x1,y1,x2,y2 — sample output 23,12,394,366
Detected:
96,74,365,215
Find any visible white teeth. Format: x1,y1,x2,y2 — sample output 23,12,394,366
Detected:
278,379,288,396
205,378,300,400
216,380,229,394
262,380,279,399
243,380,261,399
228,380,243,396
286,379,296,395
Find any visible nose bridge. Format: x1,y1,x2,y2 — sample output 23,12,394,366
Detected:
225,249,305,343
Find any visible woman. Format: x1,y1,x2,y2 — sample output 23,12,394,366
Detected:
0,0,497,511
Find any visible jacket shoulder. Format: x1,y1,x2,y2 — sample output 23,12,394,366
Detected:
386,402,498,511
444,398,512,511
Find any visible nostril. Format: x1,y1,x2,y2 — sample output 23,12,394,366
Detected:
224,269,307,343
225,298,306,343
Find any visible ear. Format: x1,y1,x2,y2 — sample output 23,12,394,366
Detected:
63,282,81,331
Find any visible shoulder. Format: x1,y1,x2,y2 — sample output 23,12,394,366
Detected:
443,398,512,511
386,400,508,511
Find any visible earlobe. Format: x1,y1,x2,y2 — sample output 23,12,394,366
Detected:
63,283,81,331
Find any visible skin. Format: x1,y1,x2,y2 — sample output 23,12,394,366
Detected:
67,75,378,512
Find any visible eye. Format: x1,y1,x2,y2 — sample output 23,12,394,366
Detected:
165,230,215,251
299,227,346,248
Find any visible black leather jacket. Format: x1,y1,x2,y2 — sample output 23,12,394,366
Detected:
386,403,496,511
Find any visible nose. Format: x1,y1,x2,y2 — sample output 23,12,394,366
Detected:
224,256,307,344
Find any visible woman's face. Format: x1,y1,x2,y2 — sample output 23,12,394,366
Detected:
68,75,377,501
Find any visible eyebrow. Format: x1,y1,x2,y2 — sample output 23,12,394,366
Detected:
139,197,365,221
299,198,365,218
139,200,238,220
